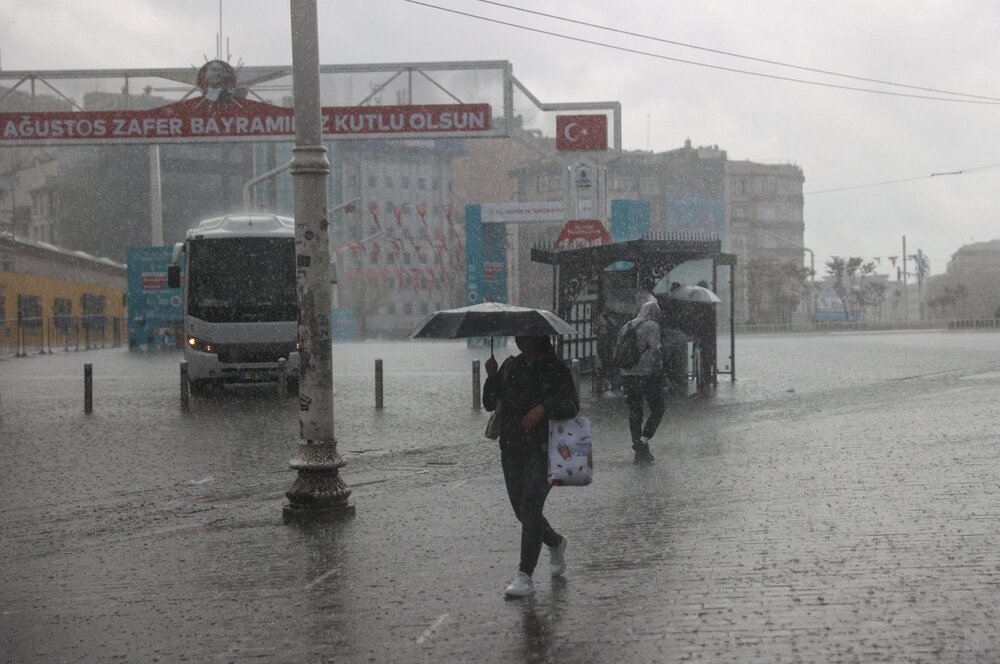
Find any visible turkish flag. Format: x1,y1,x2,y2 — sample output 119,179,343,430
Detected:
556,114,608,151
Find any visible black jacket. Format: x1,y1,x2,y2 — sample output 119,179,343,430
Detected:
483,352,579,452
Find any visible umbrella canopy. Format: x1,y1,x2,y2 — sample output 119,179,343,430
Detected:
409,302,577,339
665,284,721,304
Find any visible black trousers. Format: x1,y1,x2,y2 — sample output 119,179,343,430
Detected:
501,445,561,576
623,373,666,443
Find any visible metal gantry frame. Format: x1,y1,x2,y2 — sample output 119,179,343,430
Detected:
0,60,620,150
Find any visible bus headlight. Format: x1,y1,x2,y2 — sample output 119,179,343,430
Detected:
187,336,214,353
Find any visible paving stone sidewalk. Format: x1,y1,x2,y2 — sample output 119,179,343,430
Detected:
2,341,1000,662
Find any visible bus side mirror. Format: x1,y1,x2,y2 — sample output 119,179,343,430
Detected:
167,264,181,289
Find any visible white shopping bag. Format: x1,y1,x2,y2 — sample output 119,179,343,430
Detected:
547,416,593,486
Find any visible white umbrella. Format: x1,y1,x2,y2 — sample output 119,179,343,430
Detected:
665,284,721,304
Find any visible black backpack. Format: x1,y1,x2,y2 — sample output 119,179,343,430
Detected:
613,323,642,369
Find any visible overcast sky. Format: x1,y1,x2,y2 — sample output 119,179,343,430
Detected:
3,0,999,275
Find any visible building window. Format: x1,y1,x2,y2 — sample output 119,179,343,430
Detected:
420,302,429,314
384,176,394,189
54,298,72,331
401,176,410,190
418,177,427,190
368,175,377,188
432,178,440,191
18,294,42,327
403,302,413,315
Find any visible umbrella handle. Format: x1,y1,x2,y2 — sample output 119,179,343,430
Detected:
490,336,494,359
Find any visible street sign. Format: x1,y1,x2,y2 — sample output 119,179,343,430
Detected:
555,219,612,250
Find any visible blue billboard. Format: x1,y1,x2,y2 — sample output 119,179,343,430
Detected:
126,246,184,351
610,199,651,271
465,204,509,349
665,193,725,236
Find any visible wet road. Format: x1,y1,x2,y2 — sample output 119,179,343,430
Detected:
2,330,1000,662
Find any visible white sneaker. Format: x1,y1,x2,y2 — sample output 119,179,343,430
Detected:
503,571,534,598
549,537,568,577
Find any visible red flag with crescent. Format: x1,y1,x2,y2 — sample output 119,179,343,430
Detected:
556,114,608,151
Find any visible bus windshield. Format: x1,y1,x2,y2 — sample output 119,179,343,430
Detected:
187,237,296,323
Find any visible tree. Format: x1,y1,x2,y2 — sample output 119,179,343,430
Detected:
745,258,811,324
825,258,852,321
826,257,879,321
928,284,969,319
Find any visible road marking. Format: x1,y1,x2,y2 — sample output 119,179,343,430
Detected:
304,567,340,590
416,613,449,644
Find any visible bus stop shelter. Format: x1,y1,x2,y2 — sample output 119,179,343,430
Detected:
530,235,737,389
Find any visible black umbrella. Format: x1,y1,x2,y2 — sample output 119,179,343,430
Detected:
409,302,577,355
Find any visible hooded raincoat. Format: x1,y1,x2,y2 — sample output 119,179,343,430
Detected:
615,301,663,377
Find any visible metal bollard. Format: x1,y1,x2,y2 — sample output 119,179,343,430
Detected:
277,358,287,400
472,359,481,410
375,358,384,410
180,361,190,412
84,363,93,414
571,358,581,397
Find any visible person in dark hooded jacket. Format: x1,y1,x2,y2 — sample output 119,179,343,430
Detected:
614,300,665,464
483,335,579,598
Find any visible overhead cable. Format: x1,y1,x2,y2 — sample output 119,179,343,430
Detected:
806,162,1000,195
476,0,1000,103
405,0,1000,105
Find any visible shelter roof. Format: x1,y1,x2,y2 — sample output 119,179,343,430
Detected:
530,235,736,271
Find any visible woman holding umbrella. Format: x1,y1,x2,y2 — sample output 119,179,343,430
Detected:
483,336,579,598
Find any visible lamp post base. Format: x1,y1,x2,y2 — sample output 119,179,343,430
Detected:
283,443,354,523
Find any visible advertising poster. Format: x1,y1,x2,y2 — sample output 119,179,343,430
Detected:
126,246,183,351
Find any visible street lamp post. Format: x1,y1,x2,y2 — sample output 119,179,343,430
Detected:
283,0,354,522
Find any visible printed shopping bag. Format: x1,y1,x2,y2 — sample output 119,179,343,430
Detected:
485,401,502,440
547,416,593,486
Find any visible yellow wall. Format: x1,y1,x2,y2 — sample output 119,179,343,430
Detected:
0,270,126,346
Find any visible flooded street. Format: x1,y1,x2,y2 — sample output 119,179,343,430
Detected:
2,329,1000,662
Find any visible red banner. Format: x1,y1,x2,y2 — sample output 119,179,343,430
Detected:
0,98,492,144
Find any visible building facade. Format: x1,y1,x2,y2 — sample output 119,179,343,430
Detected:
253,139,465,338
503,140,806,323
725,158,806,324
